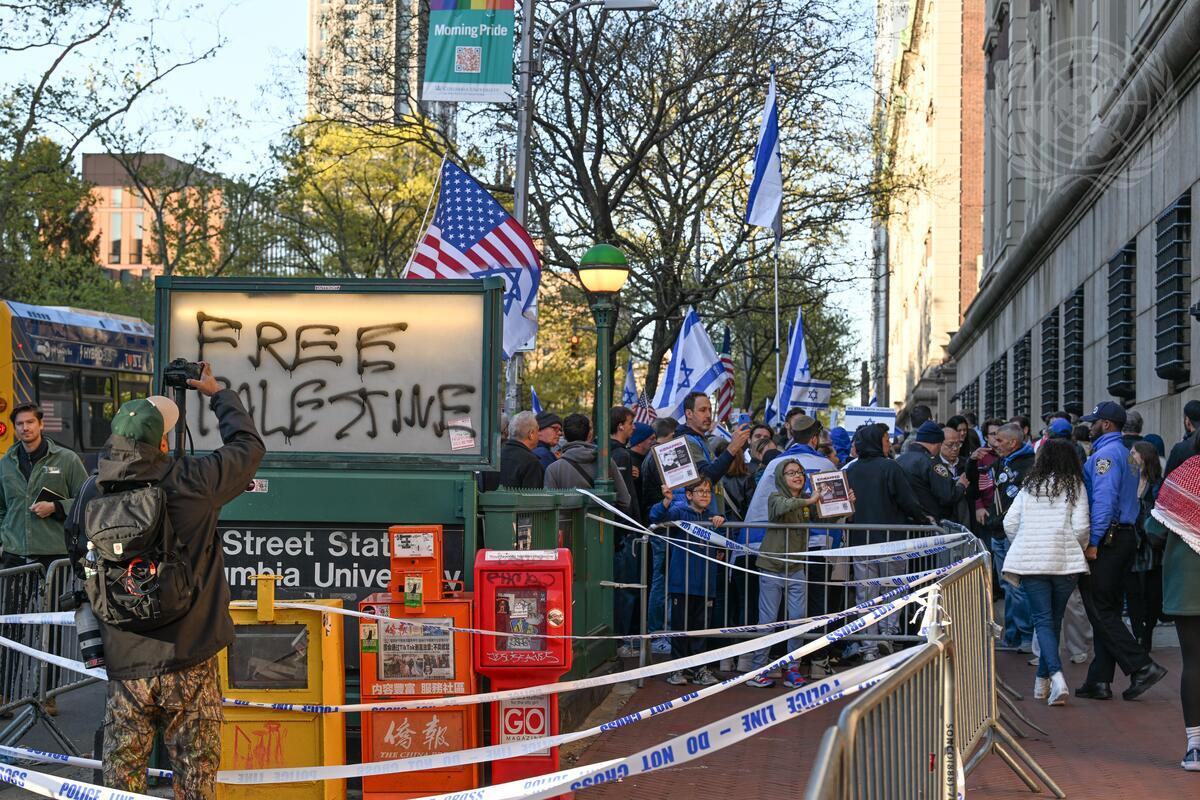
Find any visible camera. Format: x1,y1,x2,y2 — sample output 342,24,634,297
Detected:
162,358,202,389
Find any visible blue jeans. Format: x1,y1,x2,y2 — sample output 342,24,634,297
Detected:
1022,574,1079,677
648,537,666,633
752,570,807,669
991,537,1033,646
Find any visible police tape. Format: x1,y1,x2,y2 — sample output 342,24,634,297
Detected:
0,762,160,800
211,613,920,784
414,654,908,800
0,745,172,780
0,612,73,626
0,633,107,680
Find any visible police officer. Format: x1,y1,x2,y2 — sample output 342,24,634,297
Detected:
1076,401,1167,701
896,420,967,522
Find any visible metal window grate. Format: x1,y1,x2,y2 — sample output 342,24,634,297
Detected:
1063,287,1085,415
985,353,1008,420
954,378,979,417
1012,332,1032,417
1154,193,1191,383
1040,307,1060,418
1106,241,1137,400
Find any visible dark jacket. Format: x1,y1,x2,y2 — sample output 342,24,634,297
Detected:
844,426,929,543
648,498,720,596
532,442,557,470
639,449,660,523
1165,430,1199,477
896,441,964,521
544,440,633,517
609,438,640,513
70,390,265,680
983,444,1036,538
498,439,544,489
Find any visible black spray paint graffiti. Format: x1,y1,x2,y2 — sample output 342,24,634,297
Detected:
190,311,477,444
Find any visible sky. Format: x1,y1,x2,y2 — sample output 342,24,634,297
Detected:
3,0,875,373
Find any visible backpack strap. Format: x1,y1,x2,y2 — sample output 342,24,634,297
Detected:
564,457,595,488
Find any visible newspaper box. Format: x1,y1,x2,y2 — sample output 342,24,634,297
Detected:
473,549,573,788
359,525,478,799
219,576,345,800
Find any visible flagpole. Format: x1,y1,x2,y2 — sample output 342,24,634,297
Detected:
773,237,781,415
401,152,448,279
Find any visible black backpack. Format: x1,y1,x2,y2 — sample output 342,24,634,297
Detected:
73,476,197,632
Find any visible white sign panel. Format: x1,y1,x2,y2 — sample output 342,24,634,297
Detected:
499,695,551,756
166,291,485,455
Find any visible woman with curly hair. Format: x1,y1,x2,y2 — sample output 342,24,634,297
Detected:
1001,438,1090,707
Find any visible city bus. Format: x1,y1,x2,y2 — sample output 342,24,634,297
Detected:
0,300,154,466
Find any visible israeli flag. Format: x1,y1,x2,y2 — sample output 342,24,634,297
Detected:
652,307,726,421
777,307,831,411
622,357,638,408
868,395,878,407
842,405,898,434
746,71,783,241
530,386,542,415
764,396,777,425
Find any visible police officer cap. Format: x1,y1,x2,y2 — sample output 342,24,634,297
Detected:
1080,401,1126,427
914,420,945,443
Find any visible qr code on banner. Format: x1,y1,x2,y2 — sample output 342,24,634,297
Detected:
454,46,482,74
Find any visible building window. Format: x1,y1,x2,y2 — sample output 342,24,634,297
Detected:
1013,332,1032,418
108,212,122,264
1154,192,1192,384
955,378,980,417
133,191,143,208
131,212,144,265
1063,286,1085,416
1040,307,1060,418
1106,241,1137,401
111,187,123,208
986,354,1008,420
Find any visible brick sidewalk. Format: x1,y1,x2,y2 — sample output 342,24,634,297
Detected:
569,647,1194,798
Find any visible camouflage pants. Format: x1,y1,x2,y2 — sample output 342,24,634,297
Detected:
103,655,223,800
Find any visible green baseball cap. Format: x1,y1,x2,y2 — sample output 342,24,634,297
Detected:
111,396,178,446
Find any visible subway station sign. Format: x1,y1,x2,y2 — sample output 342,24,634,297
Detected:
156,278,502,466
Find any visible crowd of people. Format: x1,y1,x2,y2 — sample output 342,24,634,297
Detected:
486,393,1200,773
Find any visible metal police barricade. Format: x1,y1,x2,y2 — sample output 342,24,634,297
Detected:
474,548,572,794
41,559,98,704
637,521,979,673
358,525,479,799
221,574,346,800
0,561,79,756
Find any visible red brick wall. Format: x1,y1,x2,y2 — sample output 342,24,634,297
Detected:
960,0,986,321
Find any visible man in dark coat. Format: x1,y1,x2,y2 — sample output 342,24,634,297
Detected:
1165,400,1200,477
69,363,264,797
845,424,931,660
532,411,562,469
896,420,967,521
498,410,544,489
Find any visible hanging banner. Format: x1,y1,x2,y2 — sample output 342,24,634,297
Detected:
423,1,516,103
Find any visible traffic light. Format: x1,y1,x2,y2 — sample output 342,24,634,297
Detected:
568,333,581,357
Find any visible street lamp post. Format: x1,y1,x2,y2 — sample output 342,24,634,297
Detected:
578,244,630,493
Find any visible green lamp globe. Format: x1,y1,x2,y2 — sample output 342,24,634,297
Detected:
578,243,630,295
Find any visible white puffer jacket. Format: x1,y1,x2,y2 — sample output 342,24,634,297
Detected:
1001,486,1091,584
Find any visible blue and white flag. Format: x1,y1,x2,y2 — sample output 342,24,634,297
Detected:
764,396,777,426
842,405,898,434
530,386,543,415
868,395,878,407
746,71,783,242
622,357,638,408
777,306,830,411
651,307,727,421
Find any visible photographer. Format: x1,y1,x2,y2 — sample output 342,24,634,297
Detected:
70,361,264,798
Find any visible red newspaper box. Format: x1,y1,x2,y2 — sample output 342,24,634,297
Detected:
358,525,479,800
473,548,573,789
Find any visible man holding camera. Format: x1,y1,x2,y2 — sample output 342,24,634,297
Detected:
70,362,264,799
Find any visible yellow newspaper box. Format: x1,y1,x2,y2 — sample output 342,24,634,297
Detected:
219,575,346,800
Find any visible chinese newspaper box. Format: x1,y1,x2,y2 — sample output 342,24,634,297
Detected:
359,526,478,799
219,576,345,800
473,549,573,789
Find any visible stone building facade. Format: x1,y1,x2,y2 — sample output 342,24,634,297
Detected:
949,0,1200,437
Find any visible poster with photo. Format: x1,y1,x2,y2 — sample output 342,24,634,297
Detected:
378,617,454,680
653,437,699,490
812,470,854,517
496,588,547,652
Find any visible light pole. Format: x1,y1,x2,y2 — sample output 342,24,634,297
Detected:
578,244,630,492
505,0,656,417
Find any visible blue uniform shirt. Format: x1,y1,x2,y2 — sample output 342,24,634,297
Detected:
1082,431,1140,546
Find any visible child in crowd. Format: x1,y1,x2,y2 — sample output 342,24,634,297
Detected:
650,477,725,686
748,457,821,688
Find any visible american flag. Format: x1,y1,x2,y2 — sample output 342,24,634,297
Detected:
407,160,541,358
715,325,735,423
633,390,657,425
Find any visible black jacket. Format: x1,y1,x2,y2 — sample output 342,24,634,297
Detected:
895,441,964,522
609,438,640,513
69,390,265,680
498,439,544,489
1166,431,1199,477
845,426,930,543
982,445,1036,538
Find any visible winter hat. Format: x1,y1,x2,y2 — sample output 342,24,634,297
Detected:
536,411,562,430
914,420,945,444
629,422,654,447
830,426,852,463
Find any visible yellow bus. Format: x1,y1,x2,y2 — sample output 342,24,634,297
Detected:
0,301,154,466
